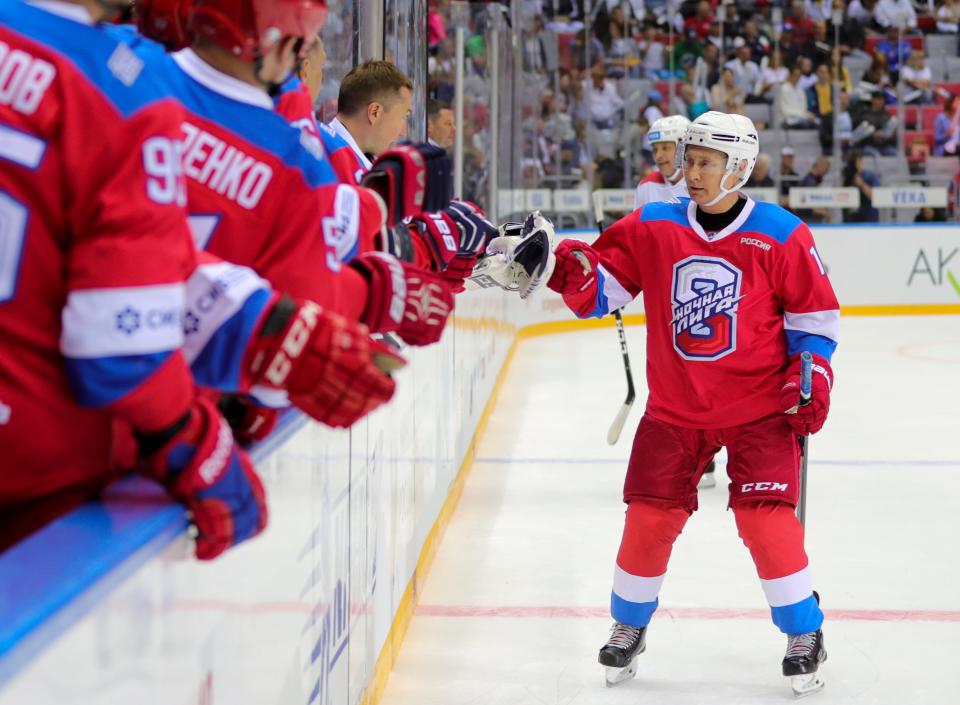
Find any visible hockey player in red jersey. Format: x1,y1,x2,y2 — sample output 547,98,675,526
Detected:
272,53,497,291
129,0,456,346
0,0,401,557
488,112,838,696
634,114,690,209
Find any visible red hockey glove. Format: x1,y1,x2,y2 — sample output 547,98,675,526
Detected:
349,252,455,346
439,201,498,292
547,239,600,295
216,393,280,447
409,211,460,270
780,353,833,435
245,297,404,428
362,142,452,225
137,397,267,561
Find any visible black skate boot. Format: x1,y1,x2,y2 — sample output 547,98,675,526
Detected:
782,629,827,697
598,622,646,687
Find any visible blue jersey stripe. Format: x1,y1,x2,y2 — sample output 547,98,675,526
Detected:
1,2,172,118
189,288,272,392
638,199,689,227
770,594,824,635
785,329,837,362
65,351,174,407
740,202,802,245
611,592,659,628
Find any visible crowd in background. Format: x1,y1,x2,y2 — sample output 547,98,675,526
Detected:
427,0,960,222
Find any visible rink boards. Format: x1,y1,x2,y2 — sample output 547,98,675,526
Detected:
0,225,957,705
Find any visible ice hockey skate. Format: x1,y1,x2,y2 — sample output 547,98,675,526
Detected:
782,629,827,697
598,623,646,687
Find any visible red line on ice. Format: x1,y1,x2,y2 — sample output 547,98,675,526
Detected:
415,605,960,622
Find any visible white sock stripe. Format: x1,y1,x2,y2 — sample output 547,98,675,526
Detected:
613,565,666,604
760,566,814,608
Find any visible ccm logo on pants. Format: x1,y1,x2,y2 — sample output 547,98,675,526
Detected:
741,482,789,492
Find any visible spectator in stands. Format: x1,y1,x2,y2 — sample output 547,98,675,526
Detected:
585,63,624,128
605,19,640,79
937,0,960,33
799,155,833,222
848,0,880,29
901,52,934,104
837,90,854,149
521,14,549,74
726,40,761,100
741,19,772,65
798,57,818,91
785,0,816,48
572,28,604,71
858,52,893,99
643,89,666,126
876,26,912,78
842,150,881,222
853,89,898,154
756,50,789,104
830,48,854,95
779,65,818,127
915,206,948,221
684,0,715,41
806,0,834,23
780,145,800,205
875,0,918,31
639,22,667,78
671,28,704,75
747,153,775,187
427,99,455,150
934,94,960,155
808,63,837,152
711,67,746,114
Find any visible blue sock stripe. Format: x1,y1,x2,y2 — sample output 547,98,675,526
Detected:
770,594,824,635
611,592,658,628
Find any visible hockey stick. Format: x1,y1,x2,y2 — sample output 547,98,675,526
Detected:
592,192,637,445
796,351,814,527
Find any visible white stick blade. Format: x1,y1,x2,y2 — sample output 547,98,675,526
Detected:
607,402,633,445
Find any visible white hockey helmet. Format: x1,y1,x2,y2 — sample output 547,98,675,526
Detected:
679,111,759,205
647,114,691,146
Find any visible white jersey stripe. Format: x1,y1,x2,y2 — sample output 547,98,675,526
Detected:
783,310,840,343
599,264,635,312
61,284,185,358
760,566,814,607
613,564,666,604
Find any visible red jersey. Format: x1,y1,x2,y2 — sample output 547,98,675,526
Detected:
562,197,839,429
0,1,196,500
143,48,384,317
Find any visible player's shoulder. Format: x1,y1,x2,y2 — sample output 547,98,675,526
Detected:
739,199,806,245
637,197,690,226
640,171,666,185
164,54,337,187
0,5,173,118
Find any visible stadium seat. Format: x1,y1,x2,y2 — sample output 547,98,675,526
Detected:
918,14,937,33
928,56,948,83
786,130,821,151
922,105,943,130
744,103,771,126
887,104,921,128
925,156,960,184
925,34,958,59
935,82,960,103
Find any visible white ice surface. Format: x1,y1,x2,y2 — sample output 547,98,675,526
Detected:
381,316,960,705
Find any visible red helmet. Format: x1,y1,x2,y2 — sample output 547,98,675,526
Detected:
191,0,328,62
136,0,194,51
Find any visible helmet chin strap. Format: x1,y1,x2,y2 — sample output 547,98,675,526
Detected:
702,160,745,208
666,167,684,184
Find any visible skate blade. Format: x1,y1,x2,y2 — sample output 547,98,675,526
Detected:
790,672,825,698
604,658,638,688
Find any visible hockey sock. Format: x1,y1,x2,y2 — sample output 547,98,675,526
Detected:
734,501,823,634
611,500,689,628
